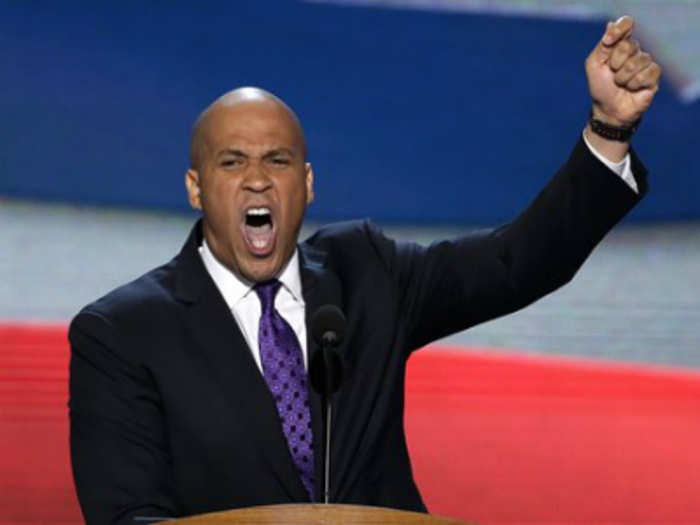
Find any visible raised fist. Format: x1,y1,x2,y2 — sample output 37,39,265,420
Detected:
585,15,662,126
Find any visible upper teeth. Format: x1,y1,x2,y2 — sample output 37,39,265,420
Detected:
247,207,270,216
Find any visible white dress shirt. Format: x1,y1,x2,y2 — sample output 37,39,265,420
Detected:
198,138,638,375
582,130,638,193
199,241,308,373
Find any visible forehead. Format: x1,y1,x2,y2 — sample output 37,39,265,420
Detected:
202,102,302,155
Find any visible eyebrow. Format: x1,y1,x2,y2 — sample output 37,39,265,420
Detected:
216,147,296,159
216,148,248,158
264,148,295,158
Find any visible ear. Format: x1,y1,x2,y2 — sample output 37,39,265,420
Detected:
185,169,202,210
305,162,314,205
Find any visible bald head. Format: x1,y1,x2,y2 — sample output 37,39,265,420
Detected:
189,87,307,170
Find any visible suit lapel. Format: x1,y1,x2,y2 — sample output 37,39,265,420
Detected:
298,242,344,502
174,222,309,502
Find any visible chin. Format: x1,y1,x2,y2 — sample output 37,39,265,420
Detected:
240,258,280,284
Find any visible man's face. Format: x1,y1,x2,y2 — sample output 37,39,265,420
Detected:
186,101,313,283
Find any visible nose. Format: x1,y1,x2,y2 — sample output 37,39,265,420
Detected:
242,164,272,193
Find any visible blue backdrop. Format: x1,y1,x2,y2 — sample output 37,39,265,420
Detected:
1,1,697,223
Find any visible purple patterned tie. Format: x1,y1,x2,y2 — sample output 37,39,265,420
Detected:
254,279,314,500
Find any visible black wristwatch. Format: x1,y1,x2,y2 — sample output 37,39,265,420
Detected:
588,110,641,142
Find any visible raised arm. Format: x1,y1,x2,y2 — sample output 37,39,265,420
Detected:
392,16,660,350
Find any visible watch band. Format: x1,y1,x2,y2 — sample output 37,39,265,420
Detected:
588,110,641,142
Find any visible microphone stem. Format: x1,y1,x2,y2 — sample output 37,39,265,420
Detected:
324,399,331,504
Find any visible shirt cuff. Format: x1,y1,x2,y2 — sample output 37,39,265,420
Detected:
582,129,638,194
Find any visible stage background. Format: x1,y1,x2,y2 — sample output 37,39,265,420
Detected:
2,2,699,524
1,0,698,224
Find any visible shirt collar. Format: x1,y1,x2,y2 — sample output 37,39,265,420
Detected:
276,247,304,303
198,239,303,309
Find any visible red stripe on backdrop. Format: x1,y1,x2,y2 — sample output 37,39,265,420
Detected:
2,323,700,524
0,323,79,525
405,349,700,524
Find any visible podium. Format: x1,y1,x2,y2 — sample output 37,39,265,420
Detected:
169,504,473,524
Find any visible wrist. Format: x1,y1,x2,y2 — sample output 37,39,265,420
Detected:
591,104,639,128
588,107,641,143
584,123,629,163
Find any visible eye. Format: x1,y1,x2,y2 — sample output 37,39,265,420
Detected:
221,158,243,168
270,157,290,166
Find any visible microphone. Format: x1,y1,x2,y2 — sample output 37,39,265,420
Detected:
310,305,345,396
311,304,345,346
309,305,346,504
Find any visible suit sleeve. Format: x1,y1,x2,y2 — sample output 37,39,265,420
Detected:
372,137,648,351
69,310,179,524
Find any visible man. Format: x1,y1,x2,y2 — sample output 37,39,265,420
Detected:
69,16,661,524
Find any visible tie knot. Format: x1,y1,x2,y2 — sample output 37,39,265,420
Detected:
254,279,282,312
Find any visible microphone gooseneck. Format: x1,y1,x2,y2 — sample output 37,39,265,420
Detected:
309,305,346,505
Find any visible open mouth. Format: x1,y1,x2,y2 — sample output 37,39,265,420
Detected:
243,207,276,257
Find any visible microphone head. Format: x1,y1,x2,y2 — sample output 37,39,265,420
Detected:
309,305,347,396
311,305,346,347
309,347,344,396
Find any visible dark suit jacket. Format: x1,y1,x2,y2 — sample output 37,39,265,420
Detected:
69,139,647,524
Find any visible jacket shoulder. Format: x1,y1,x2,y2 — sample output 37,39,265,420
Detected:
302,219,395,267
70,257,179,335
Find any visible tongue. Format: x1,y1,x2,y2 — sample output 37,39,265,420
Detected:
244,223,274,255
